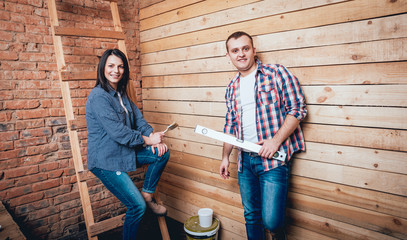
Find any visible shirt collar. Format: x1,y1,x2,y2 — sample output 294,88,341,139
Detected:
233,59,263,83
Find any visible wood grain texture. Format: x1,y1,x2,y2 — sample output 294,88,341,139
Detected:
141,0,407,238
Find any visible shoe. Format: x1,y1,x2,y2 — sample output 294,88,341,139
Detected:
145,198,167,216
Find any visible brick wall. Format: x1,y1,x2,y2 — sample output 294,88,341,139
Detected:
0,0,141,239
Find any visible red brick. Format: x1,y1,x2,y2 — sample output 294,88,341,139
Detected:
0,123,14,131
14,199,50,215
15,172,48,187
39,161,59,172
26,142,59,155
28,205,59,221
60,207,81,220
26,24,49,35
0,61,37,70
0,20,24,32
19,52,52,62
4,165,39,179
0,179,14,191
0,50,19,60
0,141,13,151
12,71,47,80
14,136,47,148
10,12,45,25
0,91,14,100
44,184,71,198
17,80,50,89
0,148,26,160
15,32,44,43
0,81,16,90
32,178,60,192
48,169,64,179
0,131,19,141
20,154,46,166
49,108,66,117
4,100,40,110
7,185,33,198
16,119,45,130
20,127,52,138
54,191,80,205
9,191,44,207
0,30,13,41
15,109,49,120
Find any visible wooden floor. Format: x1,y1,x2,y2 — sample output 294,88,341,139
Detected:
0,202,26,240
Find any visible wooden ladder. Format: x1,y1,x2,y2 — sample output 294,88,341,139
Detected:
46,1,170,239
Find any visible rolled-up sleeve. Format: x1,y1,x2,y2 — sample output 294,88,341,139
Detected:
277,65,307,121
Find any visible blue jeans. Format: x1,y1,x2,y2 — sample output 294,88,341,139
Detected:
91,146,170,240
238,152,289,240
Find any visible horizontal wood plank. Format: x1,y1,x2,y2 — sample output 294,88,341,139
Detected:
302,123,407,152
141,14,407,65
143,84,407,107
288,192,407,239
291,159,407,196
287,208,399,240
142,62,407,88
140,0,202,20
140,0,349,43
140,0,407,53
290,176,407,219
140,0,259,31
142,39,407,76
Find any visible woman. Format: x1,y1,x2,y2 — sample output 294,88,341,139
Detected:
86,49,170,239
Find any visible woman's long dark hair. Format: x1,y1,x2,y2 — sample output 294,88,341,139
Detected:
96,49,130,95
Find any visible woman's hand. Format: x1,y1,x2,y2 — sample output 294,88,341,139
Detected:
151,143,168,156
143,132,164,146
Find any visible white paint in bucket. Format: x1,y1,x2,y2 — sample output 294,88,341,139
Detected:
198,208,213,228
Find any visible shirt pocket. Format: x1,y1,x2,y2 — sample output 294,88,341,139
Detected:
258,83,277,106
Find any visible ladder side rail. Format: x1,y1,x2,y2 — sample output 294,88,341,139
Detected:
47,1,97,239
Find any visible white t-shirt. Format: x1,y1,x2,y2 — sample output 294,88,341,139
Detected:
239,70,258,146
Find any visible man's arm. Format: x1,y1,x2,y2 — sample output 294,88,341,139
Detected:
257,115,300,159
219,142,233,179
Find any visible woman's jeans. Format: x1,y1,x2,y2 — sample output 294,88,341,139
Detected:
238,152,289,240
91,146,170,240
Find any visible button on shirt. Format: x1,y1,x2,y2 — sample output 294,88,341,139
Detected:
224,60,307,172
86,84,153,172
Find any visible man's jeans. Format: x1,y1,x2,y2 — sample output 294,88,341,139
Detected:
91,146,170,240
239,152,289,240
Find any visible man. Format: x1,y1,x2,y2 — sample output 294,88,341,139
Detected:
219,31,307,240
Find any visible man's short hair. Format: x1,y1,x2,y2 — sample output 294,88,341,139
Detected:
226,31,254,52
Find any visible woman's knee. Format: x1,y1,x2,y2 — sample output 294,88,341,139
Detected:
127,200,146,216
263,218,283,233
161,149,170,162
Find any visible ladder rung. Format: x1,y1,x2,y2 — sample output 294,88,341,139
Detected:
89,214,126,237
55,26,125,39
69,117,87,131
61,71,96,81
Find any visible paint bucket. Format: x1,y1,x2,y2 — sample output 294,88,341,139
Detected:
184,215,220,240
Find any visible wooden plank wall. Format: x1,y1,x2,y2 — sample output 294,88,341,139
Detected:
139,0,407,239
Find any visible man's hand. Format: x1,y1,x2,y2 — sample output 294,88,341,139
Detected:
151,143,168,156
257,138,280,159
219,158,230,179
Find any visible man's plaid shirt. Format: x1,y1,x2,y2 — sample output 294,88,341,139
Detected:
224,60,307,172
